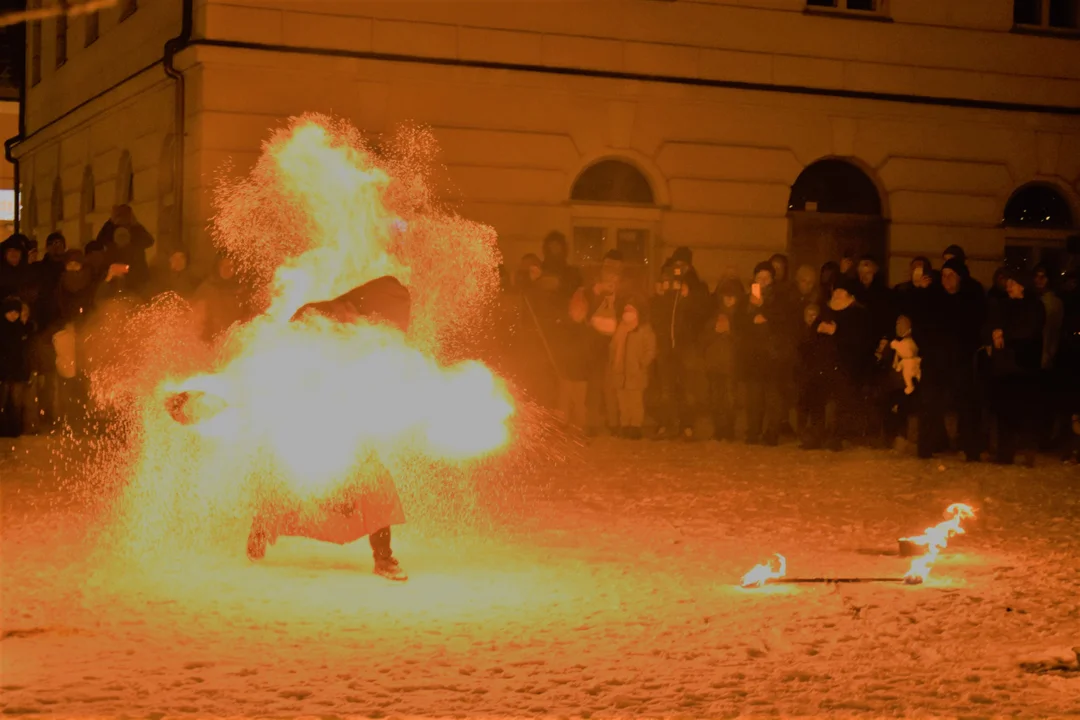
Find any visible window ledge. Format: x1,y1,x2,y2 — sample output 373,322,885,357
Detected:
804,7,893,23
1011,24,1080,38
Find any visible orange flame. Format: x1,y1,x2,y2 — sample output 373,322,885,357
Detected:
901,503,975,584
741,553,787,588
107,115,512,556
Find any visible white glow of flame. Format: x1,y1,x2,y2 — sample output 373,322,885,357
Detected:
901,503,975,584
741,553,787,588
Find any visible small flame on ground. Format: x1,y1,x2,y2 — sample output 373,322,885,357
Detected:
741,553,786,588
901,503,975,584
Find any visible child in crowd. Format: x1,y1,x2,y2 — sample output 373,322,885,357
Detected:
0,297,30,437
554,292,592,433
883,314,920,448
608,298,656,439
703,279,741,441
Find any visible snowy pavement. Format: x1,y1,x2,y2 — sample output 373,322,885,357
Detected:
2,435,1079,718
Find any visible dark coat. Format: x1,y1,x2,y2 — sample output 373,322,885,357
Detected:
551,316,592,383
97,220,155,292
0,315,30,383
738,286,796,381
653,266,711,355
854,275,897,343
985,295,1045,377
702,306,738,377
819,299,873,383
920,285,986,386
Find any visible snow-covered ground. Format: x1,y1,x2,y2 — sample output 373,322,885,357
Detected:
2,434,1079,718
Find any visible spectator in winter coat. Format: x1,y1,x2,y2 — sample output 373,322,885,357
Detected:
97,205,155,293
942,244,986,298
1032,264,1064,370
854,255,897,346
581,250,627,435
57,250,97,324
192,255,249,342
917,258,987,461
703,279,741,441
538,231,583,303
0,296,30,437
553,292,592,433
819,261,842,308
652,247,711,440
608,298,656,439
985,270,1045,466
794,264,818,315
882,315,921,448
816,276,873,450
740,261,793,446
988,266,1009,305
95,260,138,308
0,234,34,304
34,232,67,329
893,257,935,325
796,302,832,449
149,250,198,299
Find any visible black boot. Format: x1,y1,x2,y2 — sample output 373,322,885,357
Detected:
370,527,407,581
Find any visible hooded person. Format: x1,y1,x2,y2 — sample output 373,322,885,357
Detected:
652,247,711,440
607,296,656,439
814,275,873,450
983,267,1045,466
0,234,34,304
703,278,742,441
0,295,31,437
241,275,411,580
97,204,155,292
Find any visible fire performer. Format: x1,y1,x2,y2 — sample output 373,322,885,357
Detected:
168,275,413,581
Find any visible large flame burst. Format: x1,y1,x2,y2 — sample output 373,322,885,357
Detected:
100,115,514,561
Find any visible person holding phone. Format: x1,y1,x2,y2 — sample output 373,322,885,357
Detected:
740,261,792,446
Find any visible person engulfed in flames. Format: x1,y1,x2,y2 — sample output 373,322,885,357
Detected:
167,275,414,581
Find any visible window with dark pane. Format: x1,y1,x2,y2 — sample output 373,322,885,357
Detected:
571,161,654,205
846,0,876,11
1050,0,1079,27
616,229,648,265
573,227,606,264
1014,0,1043,24
1003,185,1073,229
806,0,837,7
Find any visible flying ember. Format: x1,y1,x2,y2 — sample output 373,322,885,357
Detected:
104,114,514,575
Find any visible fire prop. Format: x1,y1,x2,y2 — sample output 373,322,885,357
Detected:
900,503,975,584
740,503,975,588
106,115,514,561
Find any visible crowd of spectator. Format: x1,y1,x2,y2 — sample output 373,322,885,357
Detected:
0,205,251,438
509,232,1080,466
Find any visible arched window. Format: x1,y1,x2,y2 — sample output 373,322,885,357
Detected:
51,176,63,231
787,158,886,273
569,159,658,291
1003,183,1076,272
571,160,655,205
80,165,95,244
788,159,882,215
1004,184,1072,229
116,149,133,205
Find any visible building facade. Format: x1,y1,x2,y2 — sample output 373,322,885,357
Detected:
9,0,1080,286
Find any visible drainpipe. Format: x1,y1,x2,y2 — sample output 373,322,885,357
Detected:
4,19,27,233
163,0,194,253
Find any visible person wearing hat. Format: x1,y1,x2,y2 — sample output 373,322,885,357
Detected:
941,244,985,297
915,257,987,461
0,295,31,437
740,260,795,446
814,274,873,451
984,268,1045,466
0,234,34,305
652,247,710,440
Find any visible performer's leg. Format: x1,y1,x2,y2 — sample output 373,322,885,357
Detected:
369,526,407,581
